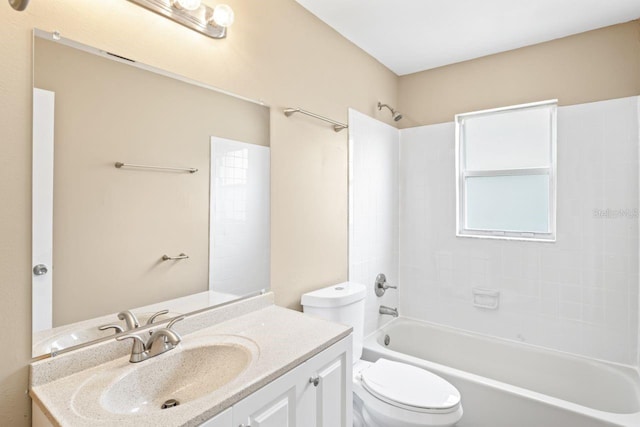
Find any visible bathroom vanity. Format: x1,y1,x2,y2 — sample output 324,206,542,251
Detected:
28,30,353,427
201,337,352,427
30,294,353,427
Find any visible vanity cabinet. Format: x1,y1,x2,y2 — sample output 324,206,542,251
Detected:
296,337,352,427
230,367,298,426
30,305,353,427
31,333,351,427
203,336,352,427
201,407,232,427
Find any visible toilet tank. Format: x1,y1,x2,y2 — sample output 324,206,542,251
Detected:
301,282,366,363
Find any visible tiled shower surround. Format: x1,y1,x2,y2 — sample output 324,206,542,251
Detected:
399,97,639,365
350,97,640,365
349,109,400,336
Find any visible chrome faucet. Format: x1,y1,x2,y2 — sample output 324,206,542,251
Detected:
98,310,141,335
379,305,399,318
146,309,170,326
116,316,184,363
98,323,125,334
147,328,181,356
99,309,170,335
117,310,140,330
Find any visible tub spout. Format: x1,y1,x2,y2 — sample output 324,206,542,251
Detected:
379,305,398,317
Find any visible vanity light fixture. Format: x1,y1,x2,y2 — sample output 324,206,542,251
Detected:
8,0,30,11
127,0,235,39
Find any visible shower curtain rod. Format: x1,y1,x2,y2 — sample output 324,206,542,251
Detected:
283,107,348,132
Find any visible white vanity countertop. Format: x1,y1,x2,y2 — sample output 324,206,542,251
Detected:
30,304,351,427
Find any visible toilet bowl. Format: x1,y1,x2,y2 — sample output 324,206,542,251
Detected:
301,282,463,427
353,359,462,427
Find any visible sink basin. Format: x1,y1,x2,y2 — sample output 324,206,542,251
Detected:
70,335,259,419
101,344,251,414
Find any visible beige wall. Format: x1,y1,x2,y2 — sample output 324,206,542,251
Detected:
35,38,269,326
398,20,640,127
3,1,639,425
0,0,397,424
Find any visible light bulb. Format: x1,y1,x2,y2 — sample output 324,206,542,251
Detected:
173,0,201,11
212,4,234,27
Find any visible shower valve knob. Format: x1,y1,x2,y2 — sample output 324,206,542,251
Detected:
375,273,397,297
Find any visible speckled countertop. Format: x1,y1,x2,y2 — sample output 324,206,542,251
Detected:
30,300,351,427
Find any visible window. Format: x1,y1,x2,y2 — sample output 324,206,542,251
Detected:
455,100,557,241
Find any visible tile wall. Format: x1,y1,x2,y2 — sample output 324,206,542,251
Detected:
348,109,400,336
210,138,271,296
399,97,640,365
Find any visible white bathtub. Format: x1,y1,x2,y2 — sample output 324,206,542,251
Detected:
362,318,640,427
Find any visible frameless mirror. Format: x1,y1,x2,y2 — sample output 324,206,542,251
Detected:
31,30,270,357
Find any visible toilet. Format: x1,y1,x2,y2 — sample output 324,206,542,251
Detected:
301,282,463,427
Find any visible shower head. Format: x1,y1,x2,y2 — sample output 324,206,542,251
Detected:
378,102,403,122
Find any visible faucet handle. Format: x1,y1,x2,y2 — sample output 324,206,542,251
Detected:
98,324,125,334
145,309,170,325
147,328,182,356
117,310,140,330
375,273,398,297
146,314,184,337
166,315,185,329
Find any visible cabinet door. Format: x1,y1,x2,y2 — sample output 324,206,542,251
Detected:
200,407,232,427
298,336,353,427
232,335,352,427
32,402,55,427
232,367,298,427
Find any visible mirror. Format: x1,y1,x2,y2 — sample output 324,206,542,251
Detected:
31,30,270,357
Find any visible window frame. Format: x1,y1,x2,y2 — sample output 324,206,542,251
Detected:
455,99,558,242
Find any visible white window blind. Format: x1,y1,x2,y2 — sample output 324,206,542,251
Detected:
455,100,557,241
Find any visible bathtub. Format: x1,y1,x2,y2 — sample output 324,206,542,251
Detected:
362,318,640,427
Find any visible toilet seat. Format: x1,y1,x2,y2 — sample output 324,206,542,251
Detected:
359,358,461,414
353,359,463,427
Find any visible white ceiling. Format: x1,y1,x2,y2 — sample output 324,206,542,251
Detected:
295,0,640,76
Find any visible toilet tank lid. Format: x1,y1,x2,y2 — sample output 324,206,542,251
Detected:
301,282,366,308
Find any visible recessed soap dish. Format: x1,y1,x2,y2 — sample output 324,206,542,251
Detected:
473,288,500,310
